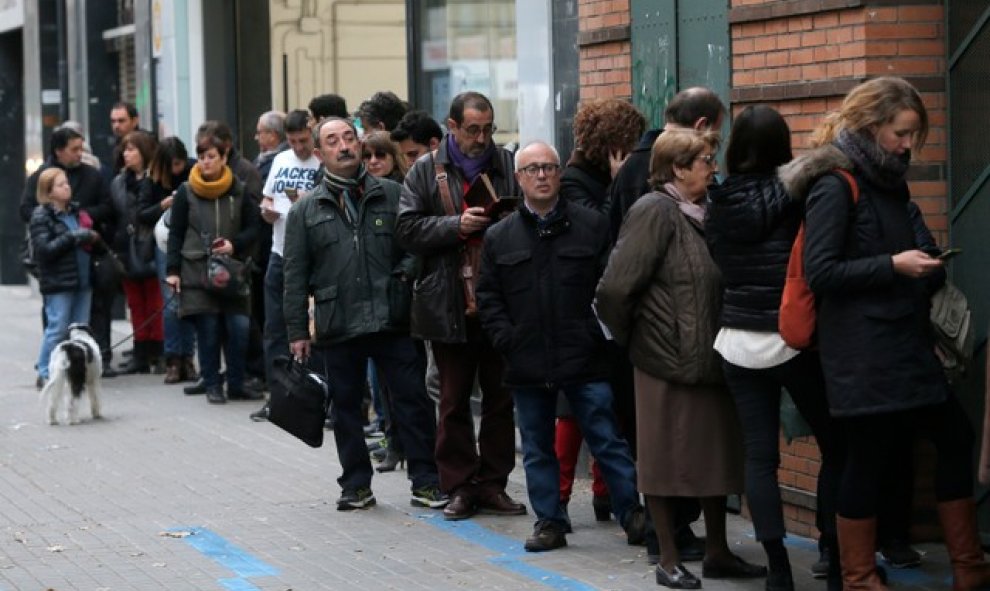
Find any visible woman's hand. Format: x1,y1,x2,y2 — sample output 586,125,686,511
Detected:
211,238,234,256
166,275,181,293
609,149,629,179
892,249,942,278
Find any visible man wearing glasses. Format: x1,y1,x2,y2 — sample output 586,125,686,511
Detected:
397,91,526,521
475,141,643,552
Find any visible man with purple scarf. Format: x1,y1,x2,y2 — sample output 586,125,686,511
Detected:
397,91,526,521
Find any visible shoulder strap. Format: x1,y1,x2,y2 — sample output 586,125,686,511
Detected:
432,150,457,216
834,169,860,204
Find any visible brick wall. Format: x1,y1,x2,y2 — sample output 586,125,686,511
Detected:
577,0,632,100
730,0,948,538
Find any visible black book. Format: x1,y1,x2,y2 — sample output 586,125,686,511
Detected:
463,173,521,218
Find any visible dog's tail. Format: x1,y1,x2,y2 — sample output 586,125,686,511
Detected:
64,343,88,398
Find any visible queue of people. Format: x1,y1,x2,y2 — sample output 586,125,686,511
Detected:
21,79,990,591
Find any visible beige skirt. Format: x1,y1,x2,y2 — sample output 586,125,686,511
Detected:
634,368,744,497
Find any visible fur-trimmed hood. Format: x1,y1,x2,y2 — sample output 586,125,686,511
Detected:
777,144,852,201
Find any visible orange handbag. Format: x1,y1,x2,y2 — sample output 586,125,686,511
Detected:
779,169,858,349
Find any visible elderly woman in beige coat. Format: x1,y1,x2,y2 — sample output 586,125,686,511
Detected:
596,129,764,590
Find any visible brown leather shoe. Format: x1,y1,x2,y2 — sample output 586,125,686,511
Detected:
442,491,476,521
163,358,182,384
477,491,527,516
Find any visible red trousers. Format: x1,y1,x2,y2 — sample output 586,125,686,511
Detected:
555,416,608,501
122,277,164,342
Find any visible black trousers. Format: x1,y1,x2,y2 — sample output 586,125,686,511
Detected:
313,333,438,492
838,395,974,519
723,351,844,540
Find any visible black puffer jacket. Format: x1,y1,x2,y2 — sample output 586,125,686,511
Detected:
396,137,520,343
706,174,801,330
29,203,97,294
477,199,611,388
785,144,947,417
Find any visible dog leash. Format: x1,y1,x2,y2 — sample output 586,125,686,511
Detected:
107,290,177,352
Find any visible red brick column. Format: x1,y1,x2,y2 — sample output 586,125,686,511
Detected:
578,0,632,100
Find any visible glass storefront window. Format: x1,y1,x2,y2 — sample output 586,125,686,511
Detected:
412,0,519,146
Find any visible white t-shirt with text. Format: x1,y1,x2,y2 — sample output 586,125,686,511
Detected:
263,149,320,256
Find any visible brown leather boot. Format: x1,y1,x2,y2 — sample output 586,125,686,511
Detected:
837,516,888,590
163,357,182,384
938,498,990,590
181,356,199,382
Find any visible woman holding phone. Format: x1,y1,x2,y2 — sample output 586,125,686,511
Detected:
165,133,260,404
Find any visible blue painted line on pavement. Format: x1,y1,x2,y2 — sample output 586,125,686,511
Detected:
168,527,278,590
422,516,599,591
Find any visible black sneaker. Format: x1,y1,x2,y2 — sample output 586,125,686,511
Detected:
337,488,376,511
205,386,226,404
524,520,567,552
228,385,265,401
249,404,269,422
880,538,922,568
101,364,118,378
410,486,449,509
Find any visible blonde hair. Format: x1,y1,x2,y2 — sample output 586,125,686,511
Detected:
810,76,928,149
649,129,720,189
36,168,66,206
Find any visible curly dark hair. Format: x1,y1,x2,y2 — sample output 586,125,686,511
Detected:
572,99,647,171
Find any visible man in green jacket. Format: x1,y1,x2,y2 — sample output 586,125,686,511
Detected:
283,117,446,511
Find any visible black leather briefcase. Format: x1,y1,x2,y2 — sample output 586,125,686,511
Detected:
268,355,332,448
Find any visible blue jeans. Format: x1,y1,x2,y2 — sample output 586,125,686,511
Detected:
262,253,289,384
37,290,93,379
156,247,196,357
192,312,249,391
513,381,639,527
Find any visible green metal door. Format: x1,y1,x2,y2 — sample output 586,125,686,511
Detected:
947,3,990,513
630,0,730,128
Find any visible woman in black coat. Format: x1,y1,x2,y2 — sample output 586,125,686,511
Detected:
706,105,842,591
798,76,988,591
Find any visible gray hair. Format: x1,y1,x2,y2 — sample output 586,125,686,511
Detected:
258,110,286,141
514,140,560,170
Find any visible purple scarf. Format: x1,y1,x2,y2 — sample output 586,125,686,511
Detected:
446,135,496,184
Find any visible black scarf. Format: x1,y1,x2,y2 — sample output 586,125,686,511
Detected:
835,129,910,191
323,164,368,226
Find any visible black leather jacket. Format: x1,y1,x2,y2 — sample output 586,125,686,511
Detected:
396,137,520,343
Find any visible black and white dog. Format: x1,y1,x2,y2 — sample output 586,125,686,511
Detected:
41,323,103,425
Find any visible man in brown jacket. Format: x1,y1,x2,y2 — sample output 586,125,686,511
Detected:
396,91,526,521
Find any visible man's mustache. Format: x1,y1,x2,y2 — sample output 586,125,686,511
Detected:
337,150,355,161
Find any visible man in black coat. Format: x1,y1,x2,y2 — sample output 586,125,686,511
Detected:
476,141,644,553
21,126,118,376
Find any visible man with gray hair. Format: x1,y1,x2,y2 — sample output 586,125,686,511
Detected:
475,140,645,552
254,110,287,183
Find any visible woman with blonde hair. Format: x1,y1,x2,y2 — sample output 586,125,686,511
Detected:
784,76,989,590
30,168,102,388
597,129,765,589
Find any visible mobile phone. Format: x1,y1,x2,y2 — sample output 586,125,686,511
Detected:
937,248,962,261
284,188,299,201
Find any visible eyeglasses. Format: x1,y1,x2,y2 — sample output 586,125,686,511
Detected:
518,163,561,178
696,154,717,167
462,124,497,138
362,150,388,160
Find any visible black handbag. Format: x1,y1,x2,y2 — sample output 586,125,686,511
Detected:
126,231,158,279
206,253,250,299
268,355,332,448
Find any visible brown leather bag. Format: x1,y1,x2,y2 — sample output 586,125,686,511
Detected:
434,157,483,317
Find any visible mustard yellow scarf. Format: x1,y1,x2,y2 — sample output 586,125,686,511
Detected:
188,165,234,199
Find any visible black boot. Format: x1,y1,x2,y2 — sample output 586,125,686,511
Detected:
119,342,151,374
145,340,165,374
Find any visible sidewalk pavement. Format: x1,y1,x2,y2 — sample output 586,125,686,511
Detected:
0,284,958,590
